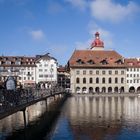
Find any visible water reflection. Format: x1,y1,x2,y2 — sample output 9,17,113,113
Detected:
0,97,63,140
51,96,140,140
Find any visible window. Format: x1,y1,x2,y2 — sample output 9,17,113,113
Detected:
44,64,48,67
130,74,132,77
89,78,93,83
109,71,112,75
115,71,118,74
44,75,48,78
127,80,129,83
24,77,26,80
108,78,111,83
83,70,86,75
76,77,80,84
39,74,43,78
102,78,105,83
96,70,99,75
32,77,34,80
76,70,80,75
83,78,86,84
121,78,124,83
45,69,47,72
121,70,124,75
127,74,129,77
89,70,93,75
39,69,43,72
102,71,105,75
115,78,118,83
96,78,99,83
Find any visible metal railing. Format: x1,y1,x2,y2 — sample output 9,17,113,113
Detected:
0,87,65,113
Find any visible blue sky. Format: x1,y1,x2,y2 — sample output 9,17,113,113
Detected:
0,0,140,65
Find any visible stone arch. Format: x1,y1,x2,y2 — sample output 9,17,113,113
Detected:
76,87,80,94
82,87,87,94
129,86,135,93
114,87,118,93
95,87,100,93
137,87,140,93
102,87,106,93
89,87,93,93
108,87,112,93
120,87,125,93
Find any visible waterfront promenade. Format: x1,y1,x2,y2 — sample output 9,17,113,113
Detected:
74,93,139,97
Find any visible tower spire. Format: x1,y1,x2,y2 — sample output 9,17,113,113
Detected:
90,32,104,50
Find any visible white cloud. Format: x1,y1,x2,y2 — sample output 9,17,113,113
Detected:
65,0,87,10
90,0,139,22
29,30,45,40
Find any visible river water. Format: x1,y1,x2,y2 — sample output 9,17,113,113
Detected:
49,96,140,140
1,96,140,140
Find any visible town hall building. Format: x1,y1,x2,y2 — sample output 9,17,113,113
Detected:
68,32,140,94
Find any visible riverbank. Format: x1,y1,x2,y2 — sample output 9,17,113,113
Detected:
72,93,139,97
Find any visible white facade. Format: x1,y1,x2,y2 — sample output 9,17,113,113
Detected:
19,66,36,87
36,58,58,84
70,68,127,94
126,67,140,92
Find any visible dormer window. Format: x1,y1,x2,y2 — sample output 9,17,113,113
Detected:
76,59,84,64
87,59,94,64
115,59,123,64
100,59,108,65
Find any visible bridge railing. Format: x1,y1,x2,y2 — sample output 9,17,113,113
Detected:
0,87,66,113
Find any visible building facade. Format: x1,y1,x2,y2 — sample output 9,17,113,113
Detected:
125,58,140,93
68,32,131,94
0,53,58,88
57,66,70,89
35,53,58,88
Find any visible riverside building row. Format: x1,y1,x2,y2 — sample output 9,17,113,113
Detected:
0,53,58,88
68,32,140,94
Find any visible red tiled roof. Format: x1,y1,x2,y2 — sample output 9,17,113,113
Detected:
125,58,140,68
68,50,126,68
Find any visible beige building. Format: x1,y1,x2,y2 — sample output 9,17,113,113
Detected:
68,32,128,94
